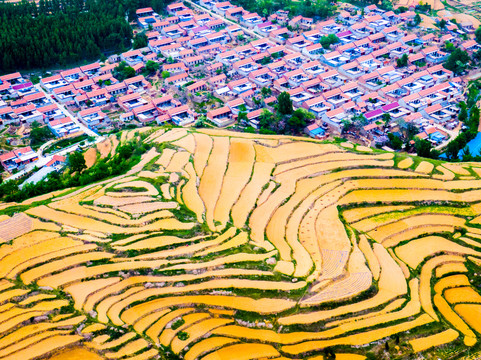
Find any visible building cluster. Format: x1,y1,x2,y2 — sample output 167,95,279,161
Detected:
0,0,480,174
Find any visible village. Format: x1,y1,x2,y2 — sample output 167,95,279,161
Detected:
0,0,480,177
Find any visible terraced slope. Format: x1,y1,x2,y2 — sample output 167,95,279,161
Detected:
0,128,480,359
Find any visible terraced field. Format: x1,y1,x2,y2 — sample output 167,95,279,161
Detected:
0,128,481,359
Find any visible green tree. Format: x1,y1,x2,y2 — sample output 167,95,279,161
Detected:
476,26,481,44
413,13,421,26
259,109,274,130
162,71,171,79
68,151,87,174
145,60,160,74
387,133,403,150
444,48,470,74
458,101,468,123
415,138,437,159
396,53,408,68
287,108,313,134
30,122,53,148
278,91,293,115
320,34,340,49
261,87,272,98
238,111,248,124
439,19,447,30
382,112,391,128
133,32,148,49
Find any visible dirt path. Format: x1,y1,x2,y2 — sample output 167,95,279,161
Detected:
84,148,97,168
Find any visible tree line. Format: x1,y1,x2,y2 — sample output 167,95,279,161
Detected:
0,0,170,72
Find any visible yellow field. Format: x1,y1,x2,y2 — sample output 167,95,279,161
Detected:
410,329,459,353
0,128,480,359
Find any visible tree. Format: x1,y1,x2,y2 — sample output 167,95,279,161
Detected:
114,61,136,81
458,101,468,123
320,34,340,49
259,109,274,130
30,122,53,148
439,19,447,30
446,140,460,160
444,48,470,74
396,53,408,68
388,133,403,150
133,32,148,49
382,113,392,128
287,109,313,134
261,87,272,98
0,0,132,72
278,91,293,115
238,111,248,124
68,151,86,174
413,13,422,26
415,138,437,159
162,71,171,79
476,26,481,44
145,60,160,74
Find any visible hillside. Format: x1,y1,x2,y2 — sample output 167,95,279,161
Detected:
0,128,480,359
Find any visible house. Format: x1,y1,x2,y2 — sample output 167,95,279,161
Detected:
120,112,135,122
186,80,207,94
254,22,279,37
340,61,365,79
228,78,255,94
207,106,234,127
0,146,39,172
321,107,347,133
167,2,188,15
78,106,109,128
422,46,448,64
303,96,332,117
167,105,195,126
225,6,245,21
207,73,227,87
227,98,246,114
213,1,235,15
124,75,147,90
106,82,129,97
227,24,244,39
0,72,25,85
133,103,158,123
320,51,349,68
38,104,65,122
288,87,313,107
11,82,36,98
13,104,43,124
289,15,313,30
48,117,81,137
45,154,67,169
121,49,145,66
53,85,76,103
248,68,277,87
381,101,409,120
80,63,101,77
461,40,480,53
316,19,340,34
183,55,204,68
60,68,84,83
166,72,189,85
136,7,155,18
118,93,148,112
41,75,69,92
240,13,264,28
23,92,50,107
306,123,327,139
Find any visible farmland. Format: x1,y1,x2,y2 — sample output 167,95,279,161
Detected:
0,128,481,359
